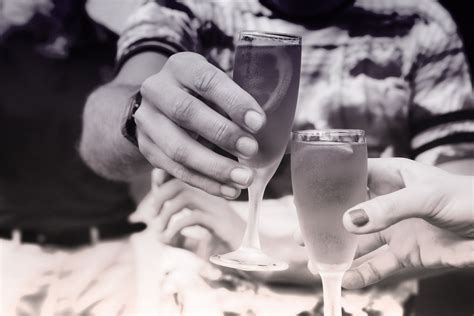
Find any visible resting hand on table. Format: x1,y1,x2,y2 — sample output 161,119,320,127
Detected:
151,176,245,251
341,158,474,289
135,52,265,198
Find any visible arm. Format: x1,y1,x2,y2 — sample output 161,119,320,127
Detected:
408,4,474,174
80,52,168,181
80,1,265,197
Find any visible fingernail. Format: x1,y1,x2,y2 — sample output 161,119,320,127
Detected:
230,168,252,186
348,209,369,227
236,137,258,157
220,185,239,198
244,111,265,132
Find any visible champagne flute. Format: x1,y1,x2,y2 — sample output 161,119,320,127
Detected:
209,31,302,271
291,130,367,316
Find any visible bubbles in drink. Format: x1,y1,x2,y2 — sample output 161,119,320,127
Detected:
291,141,367,272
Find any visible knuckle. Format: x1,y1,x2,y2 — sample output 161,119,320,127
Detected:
194,67,219,93
224,93,240,112
398,245,414,268
426,186,446,218
353,269,366,288
173,166,190,183
366,262,382,283
204,159,225,180
167,200,181,213
141,76,162,99
140,79,153,97
160,206,172,219
371,197,391,216
190,175,217,196
169,145,188,164
202,182,221,196
212,120,229,142
167,53,183,69
133,106,147,127
172,95,195,125
172,179,186,190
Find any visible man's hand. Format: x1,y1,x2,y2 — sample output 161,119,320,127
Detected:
134,52,266,198
341,158,474,289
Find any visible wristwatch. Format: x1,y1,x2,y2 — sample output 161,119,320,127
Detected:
121,91,142,147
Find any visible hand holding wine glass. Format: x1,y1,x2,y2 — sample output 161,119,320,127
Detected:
341,158,474,289
135,52,267,198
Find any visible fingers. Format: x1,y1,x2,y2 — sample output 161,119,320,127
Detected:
152,179,186,214
137,52,266,194
136,106,250,198
353,233,386,258
342,248,403,289
138,132,240,198
165,52,266,133
159,191,200,231
143,83,259,160
161,212,211,243
343,186,441,234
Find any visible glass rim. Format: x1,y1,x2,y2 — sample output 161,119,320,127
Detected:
291,129,366,142
238,31,301,44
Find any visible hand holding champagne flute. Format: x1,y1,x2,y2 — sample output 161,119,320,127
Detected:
291,130,367,316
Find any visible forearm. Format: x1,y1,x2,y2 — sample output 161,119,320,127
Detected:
80,83,151,181
80,51,168,181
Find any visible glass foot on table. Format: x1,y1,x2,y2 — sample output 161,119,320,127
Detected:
210,247,289,271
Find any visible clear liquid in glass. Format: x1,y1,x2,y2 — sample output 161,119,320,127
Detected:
210,31,301,271
291,130,367,315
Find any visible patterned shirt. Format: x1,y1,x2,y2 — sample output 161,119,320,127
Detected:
116,0,474,168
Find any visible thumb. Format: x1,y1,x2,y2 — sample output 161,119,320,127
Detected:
343,186,439,234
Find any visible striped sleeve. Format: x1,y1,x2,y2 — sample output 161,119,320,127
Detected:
116,0,202,71
409,3,474,165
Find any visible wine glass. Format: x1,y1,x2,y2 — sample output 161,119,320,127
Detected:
291,130,367,315
209,31,302,271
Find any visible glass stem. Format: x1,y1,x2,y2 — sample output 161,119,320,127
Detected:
241,180,265,249
320,271,344,316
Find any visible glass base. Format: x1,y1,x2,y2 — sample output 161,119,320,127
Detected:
209,247,289,271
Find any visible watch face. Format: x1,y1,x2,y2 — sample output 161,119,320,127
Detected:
121,92,142,147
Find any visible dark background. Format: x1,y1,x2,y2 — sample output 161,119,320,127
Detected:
439,0,473,78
